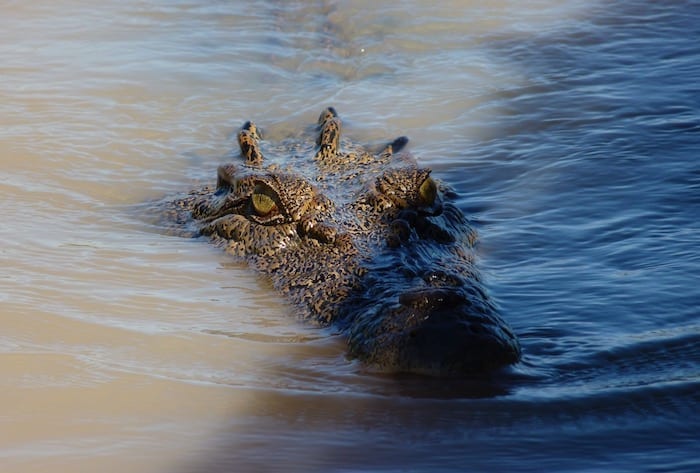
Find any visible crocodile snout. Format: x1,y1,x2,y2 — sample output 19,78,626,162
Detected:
398,287,521,375
347,285,521,376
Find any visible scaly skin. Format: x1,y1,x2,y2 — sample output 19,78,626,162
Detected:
163,107,521,375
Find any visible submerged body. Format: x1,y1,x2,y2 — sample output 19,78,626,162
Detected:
164,108,520,375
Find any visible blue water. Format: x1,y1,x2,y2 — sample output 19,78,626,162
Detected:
475,0,700,396
441,2,700,470
197,1,700,471
3,0,699,471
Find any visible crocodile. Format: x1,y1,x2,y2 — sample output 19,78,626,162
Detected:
163,107,521,376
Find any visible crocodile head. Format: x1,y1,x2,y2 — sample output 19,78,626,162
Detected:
167,107,521,376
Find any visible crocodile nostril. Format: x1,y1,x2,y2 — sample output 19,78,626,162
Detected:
387,219,412,248
422,270,464,287
398,288,467,309
397,209,418,226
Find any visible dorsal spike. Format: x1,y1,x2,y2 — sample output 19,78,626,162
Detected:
317,106,338,125
315,108,342,162
380,136,409,157
238,121,264,166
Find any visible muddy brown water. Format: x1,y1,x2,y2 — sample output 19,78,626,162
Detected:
2,1,699,472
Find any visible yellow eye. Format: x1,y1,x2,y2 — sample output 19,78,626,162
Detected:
418,177,437,206
251,184,279,216
252,193,275,215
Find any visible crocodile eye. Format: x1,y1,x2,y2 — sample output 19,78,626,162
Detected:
251,184,279,216
418,177,437,206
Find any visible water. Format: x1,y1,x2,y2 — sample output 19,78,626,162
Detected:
1,0,699,471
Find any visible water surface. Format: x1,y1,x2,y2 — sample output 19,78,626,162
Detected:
1,1,699,472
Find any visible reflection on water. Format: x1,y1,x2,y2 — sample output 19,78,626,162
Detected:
1,0,699,472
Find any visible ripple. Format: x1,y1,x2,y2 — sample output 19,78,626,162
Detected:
2,0,700,471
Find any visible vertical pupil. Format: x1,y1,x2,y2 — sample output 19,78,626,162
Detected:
251,184,278,216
